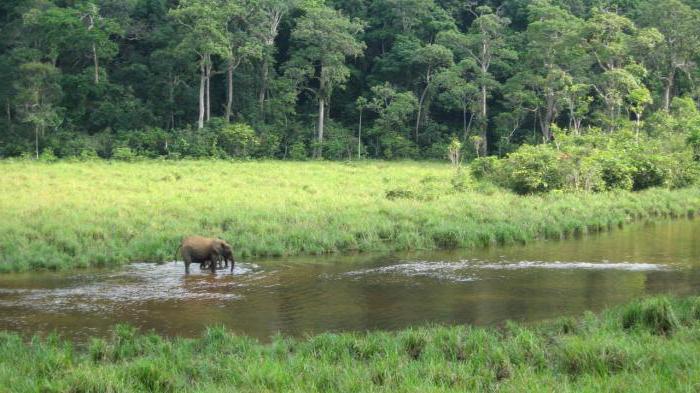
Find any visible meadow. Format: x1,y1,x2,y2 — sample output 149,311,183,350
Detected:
1,160,700,272
0,295,698,392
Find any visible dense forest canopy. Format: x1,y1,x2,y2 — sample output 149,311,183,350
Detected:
2,0,700,162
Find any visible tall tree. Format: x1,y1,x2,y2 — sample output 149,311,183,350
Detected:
438,6,514,155
411,43,453,141
14,62,62,158
637,0,700,111
170,0,229,129
286,5,365,157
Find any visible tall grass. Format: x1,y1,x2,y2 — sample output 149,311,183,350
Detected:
1,296,700,392
1,160,699,272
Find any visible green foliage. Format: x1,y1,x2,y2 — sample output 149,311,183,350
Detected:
499,144,566,194
213,121,259,158
1,0,700,164
622,297,680,335
112,146,137,161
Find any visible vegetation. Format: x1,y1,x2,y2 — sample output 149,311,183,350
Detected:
1,160,699,272
0,295,698,392
2,0,700,163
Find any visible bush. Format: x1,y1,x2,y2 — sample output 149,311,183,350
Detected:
38,148,58,163
288,142,308,160
500,144,566,194
112,146,138,161
686,127,700,161
380,132,418,159
216,122,259,158
595,153,634,191
630,154,669,191
470,156,501,181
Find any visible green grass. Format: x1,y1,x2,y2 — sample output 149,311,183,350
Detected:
1,160,700,272
2,296,700,392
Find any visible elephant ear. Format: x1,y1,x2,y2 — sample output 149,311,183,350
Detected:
212,240,225,256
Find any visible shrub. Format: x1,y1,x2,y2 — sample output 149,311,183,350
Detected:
38,148,58,163
470,156,501,181
630,154,669,190
112,146,137,161
216,122,259,158
500,144,565,194
380,132,418,159
686,127,700,161
288,142,308,160
595,153,634,191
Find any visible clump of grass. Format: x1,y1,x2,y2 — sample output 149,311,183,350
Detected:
2,296,700,391
622,297,680,335
1,160,699,272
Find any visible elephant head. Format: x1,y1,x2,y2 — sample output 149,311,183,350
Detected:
213,239,235,272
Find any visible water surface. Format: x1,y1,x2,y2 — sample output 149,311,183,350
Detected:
1,219,699,341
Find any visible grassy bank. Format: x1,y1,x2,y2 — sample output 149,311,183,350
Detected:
0,296,698,392
1,160,700,272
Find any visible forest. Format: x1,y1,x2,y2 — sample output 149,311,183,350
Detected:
1,0,700,167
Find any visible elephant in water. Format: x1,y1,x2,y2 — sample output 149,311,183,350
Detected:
175,236,235,274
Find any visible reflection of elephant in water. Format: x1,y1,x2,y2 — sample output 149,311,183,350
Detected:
175,236,235,274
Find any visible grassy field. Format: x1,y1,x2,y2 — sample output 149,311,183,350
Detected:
0,296,698,392
1,160,700,272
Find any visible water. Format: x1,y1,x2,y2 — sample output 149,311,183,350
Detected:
1,219,699,342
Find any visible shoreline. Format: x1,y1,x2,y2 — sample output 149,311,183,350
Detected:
1,295,698,391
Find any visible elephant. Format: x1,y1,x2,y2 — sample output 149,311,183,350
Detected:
175,236,235,274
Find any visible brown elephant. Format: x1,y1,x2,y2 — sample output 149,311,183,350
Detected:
175,236,235,274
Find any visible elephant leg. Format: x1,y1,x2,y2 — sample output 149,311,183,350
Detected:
210,257,216,273
183,253,192,274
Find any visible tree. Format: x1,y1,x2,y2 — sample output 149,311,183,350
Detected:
637,0,700,111
22,2,121,84
286,5,365,158
518,0,587,141
14,62,62,158
170,0,229,129
434,60,478,140
411,44,453,141
222,0,263,123
250,0,294,115
583,9,659,131
438,6,514,155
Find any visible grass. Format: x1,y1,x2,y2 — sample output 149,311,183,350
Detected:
1,295,700,392
1,160,700,272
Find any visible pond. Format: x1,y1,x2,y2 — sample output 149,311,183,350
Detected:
1,219,699,342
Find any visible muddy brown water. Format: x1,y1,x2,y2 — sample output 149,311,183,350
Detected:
1,219,700,342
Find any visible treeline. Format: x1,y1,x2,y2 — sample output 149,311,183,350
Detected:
2,0,700,161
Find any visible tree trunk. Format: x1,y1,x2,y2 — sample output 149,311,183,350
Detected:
541,93,555,142
479,83,488,156
415,69,431,142
35,124,39,159
198,61,205,129
92,43,100,84
317,96,325,158
663,69,675,112
226,62,234,123
205,59,211,123
6,101,11,132
415,84,429,143
358,109,362,160
259,57,269,115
